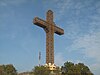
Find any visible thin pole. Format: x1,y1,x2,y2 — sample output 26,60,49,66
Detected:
39,51,41,66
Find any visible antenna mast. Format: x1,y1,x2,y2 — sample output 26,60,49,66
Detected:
39,51,41,66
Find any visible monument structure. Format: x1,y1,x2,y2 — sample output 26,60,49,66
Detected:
33,10,64,70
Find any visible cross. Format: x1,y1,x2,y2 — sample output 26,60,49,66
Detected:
33,10,64,65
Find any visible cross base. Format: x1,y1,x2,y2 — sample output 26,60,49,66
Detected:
45,63,57,71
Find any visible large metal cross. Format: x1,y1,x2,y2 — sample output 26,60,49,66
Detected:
33,10,64,65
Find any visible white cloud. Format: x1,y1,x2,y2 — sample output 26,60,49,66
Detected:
0,0,28,6
70,32,100,74
54,0,72,21
43,0,72,21
55,53,65,66
0,1,7,6
90,63,100,75
71,32,100,61
55,52,85,67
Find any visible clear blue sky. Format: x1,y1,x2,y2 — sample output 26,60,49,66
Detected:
0,0,100,75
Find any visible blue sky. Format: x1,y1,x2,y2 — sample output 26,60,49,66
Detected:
0,0,100,74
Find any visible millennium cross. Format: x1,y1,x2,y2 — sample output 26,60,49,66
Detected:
33,10,64,65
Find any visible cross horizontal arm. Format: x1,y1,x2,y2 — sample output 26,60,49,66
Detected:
33,17,64,35
33,17,47,28
54,25,64,35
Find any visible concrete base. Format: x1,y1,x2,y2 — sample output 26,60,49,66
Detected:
45,63,57,70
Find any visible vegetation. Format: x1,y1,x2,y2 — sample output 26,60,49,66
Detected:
0,61,94,75
0,64,17,75
33,65,61,75
61,61,94,75
32,61,94,75
33,65,50,75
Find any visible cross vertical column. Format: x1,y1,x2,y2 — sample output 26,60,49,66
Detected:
33,10,64,70
45,10,54,64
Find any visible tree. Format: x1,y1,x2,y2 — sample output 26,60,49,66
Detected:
5,64,17,75
33,65,50,75
33,65,62,75
0,65,5,75
61,61,94,75
0,64,17,75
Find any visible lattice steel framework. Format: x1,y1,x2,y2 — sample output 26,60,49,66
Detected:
33,10,64,65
